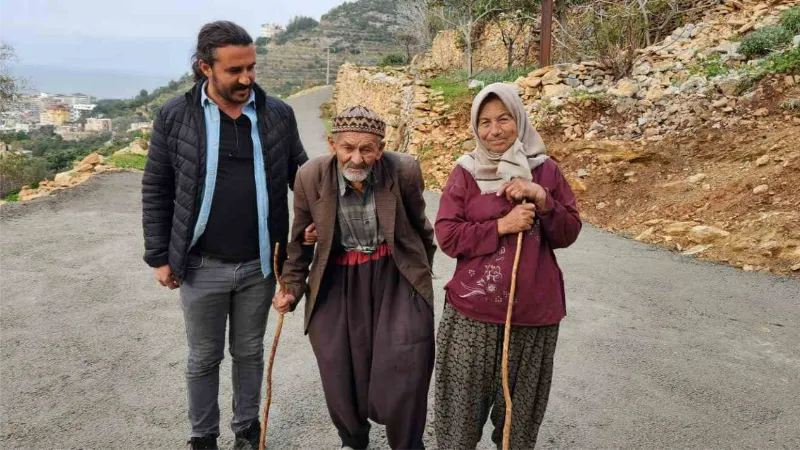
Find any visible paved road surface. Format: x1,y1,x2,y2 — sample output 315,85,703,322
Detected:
2,86,799,449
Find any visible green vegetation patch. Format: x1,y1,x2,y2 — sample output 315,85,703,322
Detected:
780,6,800,35
2,190,20,202
108,154,147,170
429,74,474,105
690,54,730,78
380,54,407,67
739,26,793,59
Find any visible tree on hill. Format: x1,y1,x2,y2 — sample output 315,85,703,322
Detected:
396,33,420,62
286,16,319,34
431,0,500,77
0,42,20,111
492,0,539,68
397,0,434,47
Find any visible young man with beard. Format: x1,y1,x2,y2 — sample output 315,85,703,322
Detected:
141,21,307,450
273,106,437,449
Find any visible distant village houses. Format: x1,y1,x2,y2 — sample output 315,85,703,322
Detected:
86,118,113,133
129,121,152,132
40,105,71,126
261,23,283,38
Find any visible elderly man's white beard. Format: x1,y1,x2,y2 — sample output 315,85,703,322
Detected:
342,163,371,183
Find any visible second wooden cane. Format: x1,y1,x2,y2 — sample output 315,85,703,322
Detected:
502,200,526,450
259,244,286,450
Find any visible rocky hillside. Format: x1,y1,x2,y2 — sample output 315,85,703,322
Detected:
94,74,194,120
257,0,406,96
333,0,800,275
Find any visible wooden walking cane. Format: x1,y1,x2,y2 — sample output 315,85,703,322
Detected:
259,244,285,450
502,199,526,450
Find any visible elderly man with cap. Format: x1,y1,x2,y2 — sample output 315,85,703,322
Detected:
273,106,437,449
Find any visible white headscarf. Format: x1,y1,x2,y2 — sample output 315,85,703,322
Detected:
457,83,548,193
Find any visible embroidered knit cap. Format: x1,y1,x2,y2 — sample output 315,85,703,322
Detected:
331,106,386,138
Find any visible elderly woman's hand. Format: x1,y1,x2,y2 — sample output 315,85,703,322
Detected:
497,179,549,211
497,203,537,236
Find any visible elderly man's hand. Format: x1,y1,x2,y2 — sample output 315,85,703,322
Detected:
303,223,318,246
272,290,295,314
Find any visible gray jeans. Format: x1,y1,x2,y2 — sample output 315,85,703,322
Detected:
179,253,275,438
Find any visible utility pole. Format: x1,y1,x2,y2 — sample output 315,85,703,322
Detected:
539,0,554,67
326,46,331,85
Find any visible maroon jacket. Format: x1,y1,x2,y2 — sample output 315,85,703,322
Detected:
435,159,581,326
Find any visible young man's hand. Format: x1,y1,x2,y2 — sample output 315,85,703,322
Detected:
303,223,318,245
155,265,179,289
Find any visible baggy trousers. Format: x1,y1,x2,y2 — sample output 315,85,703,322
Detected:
308,244,435,449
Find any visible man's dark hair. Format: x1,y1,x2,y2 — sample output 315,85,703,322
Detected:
191,21,253,82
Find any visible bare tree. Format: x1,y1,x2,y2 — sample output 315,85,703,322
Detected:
493,0,539,69
432,0,500,77
1,43,24,112
397,0,434,48
396,33,420,63
549,0,715,77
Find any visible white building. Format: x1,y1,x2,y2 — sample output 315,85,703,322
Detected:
69,104,96,123
73,104,97,112
86,118,113,132
129,121,152,132
261,23,283,38
72,94,94,105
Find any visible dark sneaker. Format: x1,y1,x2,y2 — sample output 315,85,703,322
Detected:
188,436,218,450
232,421,261,450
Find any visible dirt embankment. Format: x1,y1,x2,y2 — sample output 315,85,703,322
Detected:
419,75,800,275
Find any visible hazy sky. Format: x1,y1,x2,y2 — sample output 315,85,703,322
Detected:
1,0,345,77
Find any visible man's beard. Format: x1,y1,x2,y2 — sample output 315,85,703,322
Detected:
212,78,251,105
342,161,371,183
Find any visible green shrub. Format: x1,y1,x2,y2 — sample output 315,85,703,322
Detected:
472,66,538,85
739,26,793,59
760,45,800,74
690,55,729,78
285,16,318,34
781,98,800,110
780,6,800,35
0,153,50,197
379,54,407,66
274,32,289,45
735,46,800,94
108,154,147,170
2,190,20,202
256,47,267,55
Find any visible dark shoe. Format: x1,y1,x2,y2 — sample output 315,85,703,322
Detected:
188,436,218,450
232,421,261,450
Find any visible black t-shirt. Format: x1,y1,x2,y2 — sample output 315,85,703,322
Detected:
195,109,260,261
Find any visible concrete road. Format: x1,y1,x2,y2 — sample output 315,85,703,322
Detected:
1,86,799,449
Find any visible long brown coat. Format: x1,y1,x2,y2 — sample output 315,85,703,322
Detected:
281,151,437,332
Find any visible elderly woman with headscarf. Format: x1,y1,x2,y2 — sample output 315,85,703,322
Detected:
434,83,582,449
